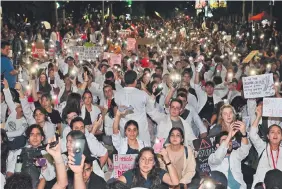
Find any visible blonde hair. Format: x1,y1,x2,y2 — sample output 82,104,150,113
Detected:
217,104,236,131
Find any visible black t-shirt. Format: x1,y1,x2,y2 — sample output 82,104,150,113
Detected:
199,96,214,122
47,109,62,124
83,109,92,126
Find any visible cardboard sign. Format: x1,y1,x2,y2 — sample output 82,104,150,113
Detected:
127,38,136,51
68,46,103,61
113,154,137,178
193,137,215,176
34,48,45,57
118,30,131,38
263,98,282,117
242,73,275,98
136,38,155,45
103,52,122,67
242,50,259,63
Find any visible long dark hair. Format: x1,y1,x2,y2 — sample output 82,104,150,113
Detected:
130,147,162,188
62,93,81,122
168,127,184,145
1,129,9,174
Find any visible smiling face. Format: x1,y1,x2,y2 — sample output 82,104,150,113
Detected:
125,124,138,140
29,128,44,148
268,126,282,146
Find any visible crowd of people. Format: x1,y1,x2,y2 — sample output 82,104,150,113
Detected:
1,12,282,189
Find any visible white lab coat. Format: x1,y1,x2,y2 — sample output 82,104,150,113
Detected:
250,126,282,188
112,131,150,154
81,104,102,132
185,106,207,136
194,84,222,113
3,88,28,139
20,97,55,143
1,102,7,124
114,87,153,144
208,142,251,189
148,99,197,148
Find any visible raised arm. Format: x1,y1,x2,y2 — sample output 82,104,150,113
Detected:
68,154,86,189
2,79,16,111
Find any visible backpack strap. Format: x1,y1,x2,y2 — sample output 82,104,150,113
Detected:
184,146,188,159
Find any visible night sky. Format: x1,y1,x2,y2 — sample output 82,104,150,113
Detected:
2,1,282,29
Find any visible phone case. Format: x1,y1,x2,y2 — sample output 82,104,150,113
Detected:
73,139,85,165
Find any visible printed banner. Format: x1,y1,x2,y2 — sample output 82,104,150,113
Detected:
242,73,275,98
68,46,103,61
113,154,137,178
263,98,282,117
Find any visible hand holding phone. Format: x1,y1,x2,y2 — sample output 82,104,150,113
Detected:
72,139,85,165
196,62,203,73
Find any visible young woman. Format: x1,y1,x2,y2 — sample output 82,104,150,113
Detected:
118,147,179,188
208,104,237,137
112,109,150,154
37,73,52,94
250,105,282,188
159,128,196,189
81,91,102,134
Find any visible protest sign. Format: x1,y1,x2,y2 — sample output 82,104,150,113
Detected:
118,30,131,38
103,52,122,66
193,137,215,176
68,46,103,61
34,48,45,57
223,35,231,41
242,73,275,98
263,98,282,117
127,38,136,51
113,154,137,178
242,50,259,63
136,38,155,45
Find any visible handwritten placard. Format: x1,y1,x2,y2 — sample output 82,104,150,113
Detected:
118,30,131,38
242,50,259,63
103,52,122,66
113,154,137,178
127,38,136,51
242,73,274,99
193,137,215,176
263,98,282,117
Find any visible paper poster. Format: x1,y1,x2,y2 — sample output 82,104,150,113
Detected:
242,73,275,98
224,35,231,41
118,30,131,38
34,48,45,57
68,46,103,61
263,98,282,117
242,50,259,63
136,38,155,45
113,154,137,178
127,38,136,51
103,52,122,66
193,137,215,176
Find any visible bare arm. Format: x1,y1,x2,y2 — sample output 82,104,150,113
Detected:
10,70,18,75
68,154,86,189
160,148,179,186
164,87,176,108
31,79,39,102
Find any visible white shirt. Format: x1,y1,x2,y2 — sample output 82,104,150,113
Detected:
114,87,153,144
1,102,7,123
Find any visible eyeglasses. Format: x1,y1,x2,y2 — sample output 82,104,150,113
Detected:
140,157,154,164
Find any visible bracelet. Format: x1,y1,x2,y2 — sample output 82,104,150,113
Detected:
241,133,248,138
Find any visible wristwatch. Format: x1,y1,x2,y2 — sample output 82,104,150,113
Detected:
242,133,248,138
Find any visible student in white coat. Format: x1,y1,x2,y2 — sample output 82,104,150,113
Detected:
249,105,282,188
148,98,197,148
112,109,150,154
194,65,222,123
114,70,154,144
208,122,251,189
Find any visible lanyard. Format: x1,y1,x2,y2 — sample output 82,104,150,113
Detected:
270,147,280,169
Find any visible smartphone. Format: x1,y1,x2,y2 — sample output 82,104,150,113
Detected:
153,86,163,96
153,138,165,154
1,74,4,82
73,139,85,165
97,113,102,121
196,62,203,72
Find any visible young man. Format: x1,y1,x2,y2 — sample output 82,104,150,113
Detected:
114,70,154,144
208,121,250,189
7,125,56,188
1,41,18,88
81,159,107,189
68,117,108,167
149,98,197,147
